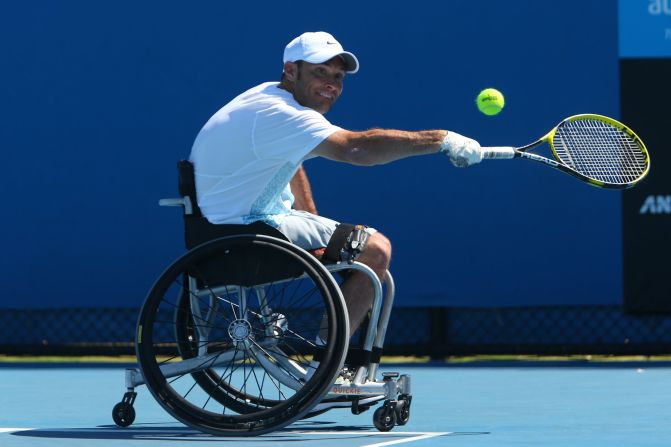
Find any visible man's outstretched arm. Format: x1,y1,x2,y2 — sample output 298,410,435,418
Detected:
312,128,482,167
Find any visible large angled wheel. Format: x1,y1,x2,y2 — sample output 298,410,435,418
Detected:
137,235,349,436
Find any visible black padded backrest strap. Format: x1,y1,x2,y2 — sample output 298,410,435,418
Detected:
177,160,202,217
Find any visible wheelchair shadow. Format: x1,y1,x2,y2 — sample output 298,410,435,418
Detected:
10,421,376,442
10,422,488,443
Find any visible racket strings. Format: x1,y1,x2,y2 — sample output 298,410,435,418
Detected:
552,119,647,185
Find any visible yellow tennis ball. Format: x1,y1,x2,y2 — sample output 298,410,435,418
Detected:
476,88,505,116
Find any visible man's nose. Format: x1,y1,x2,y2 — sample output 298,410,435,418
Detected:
324,80,341,92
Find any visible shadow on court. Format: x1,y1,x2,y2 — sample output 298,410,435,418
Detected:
11,421,354,441
10,422,485,444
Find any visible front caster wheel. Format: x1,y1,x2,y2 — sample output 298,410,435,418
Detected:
373,404,396,432
112,401,136,427
396,395,412,426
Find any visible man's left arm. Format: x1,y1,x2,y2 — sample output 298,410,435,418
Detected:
290,165,318,214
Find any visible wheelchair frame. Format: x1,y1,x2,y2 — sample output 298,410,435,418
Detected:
112,161,412,435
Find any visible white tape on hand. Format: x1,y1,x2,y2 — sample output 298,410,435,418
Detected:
440,132,483,168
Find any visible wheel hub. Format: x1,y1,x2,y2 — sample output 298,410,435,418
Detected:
228,319,252,342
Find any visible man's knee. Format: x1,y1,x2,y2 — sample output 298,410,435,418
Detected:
362,232,392,271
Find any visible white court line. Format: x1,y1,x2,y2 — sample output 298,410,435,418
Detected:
361,433,449,447
289,431,450,447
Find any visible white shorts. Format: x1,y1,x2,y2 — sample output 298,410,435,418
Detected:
276,210,377,250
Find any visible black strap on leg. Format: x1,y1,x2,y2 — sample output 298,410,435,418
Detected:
323,223,354,263
323,223,370,264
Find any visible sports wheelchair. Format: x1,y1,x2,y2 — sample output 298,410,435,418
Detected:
112,161,412,436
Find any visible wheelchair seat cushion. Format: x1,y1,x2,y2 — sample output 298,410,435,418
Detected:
185,218,289,249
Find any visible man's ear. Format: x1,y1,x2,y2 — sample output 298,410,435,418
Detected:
283,62,298,81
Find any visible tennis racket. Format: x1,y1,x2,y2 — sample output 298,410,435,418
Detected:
482,114,650,189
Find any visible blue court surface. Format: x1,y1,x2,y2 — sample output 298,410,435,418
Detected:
1,362,669,447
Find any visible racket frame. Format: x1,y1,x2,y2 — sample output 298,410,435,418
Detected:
483,114,650,189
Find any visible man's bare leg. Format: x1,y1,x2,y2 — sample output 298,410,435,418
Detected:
320,232,392,339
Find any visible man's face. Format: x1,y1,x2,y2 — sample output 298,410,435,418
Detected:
288,57,346,114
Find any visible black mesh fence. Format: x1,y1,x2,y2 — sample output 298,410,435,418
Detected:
385,306,671,356
1,306,670,357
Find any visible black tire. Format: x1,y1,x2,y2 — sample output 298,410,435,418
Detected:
396,395,411,426
373,405,396,432
136,235,349,436
396,406,410,425
112,402,135,427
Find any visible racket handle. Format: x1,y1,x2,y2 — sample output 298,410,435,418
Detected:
482,147,516,159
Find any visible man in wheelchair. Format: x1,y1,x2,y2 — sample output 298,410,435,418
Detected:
190,30,483,342
113,31,483,436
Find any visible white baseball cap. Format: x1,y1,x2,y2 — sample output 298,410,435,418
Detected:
283,31,359,74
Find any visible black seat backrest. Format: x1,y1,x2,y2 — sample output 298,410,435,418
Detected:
178,160,202,217
175,160,290,249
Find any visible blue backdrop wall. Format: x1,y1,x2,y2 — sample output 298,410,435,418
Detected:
0,0,621,309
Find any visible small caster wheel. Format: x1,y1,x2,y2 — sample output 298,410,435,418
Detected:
373,405,396,432
396,405,410,426
112,401,136,427
396,395,412,426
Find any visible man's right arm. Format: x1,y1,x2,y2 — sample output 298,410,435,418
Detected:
312,128,482,167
